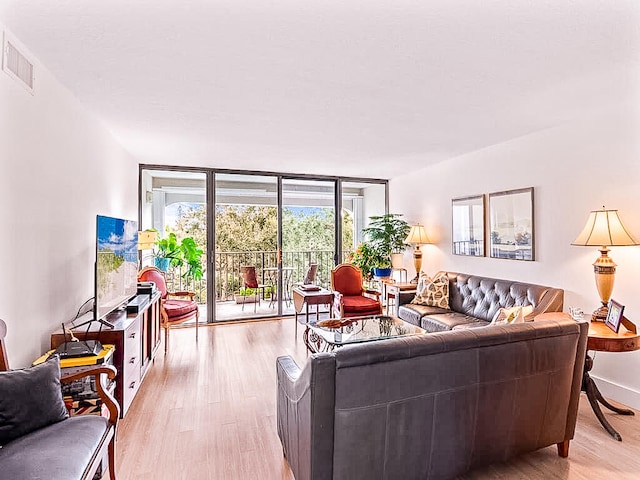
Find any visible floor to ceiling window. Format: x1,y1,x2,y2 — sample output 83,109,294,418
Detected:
140,167,386,323
214,173,280,320
139,169,208,322
341,181,387,262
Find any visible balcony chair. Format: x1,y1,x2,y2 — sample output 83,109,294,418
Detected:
331,263,383,318
240,266,267,313
138,266,199,353
295,263,318,286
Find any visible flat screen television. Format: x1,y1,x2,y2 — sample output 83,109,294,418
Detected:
95,215,138,323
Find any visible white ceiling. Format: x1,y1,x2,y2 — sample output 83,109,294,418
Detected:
1,0,639,179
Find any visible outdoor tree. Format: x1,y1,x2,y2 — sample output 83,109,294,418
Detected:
169,202,355,298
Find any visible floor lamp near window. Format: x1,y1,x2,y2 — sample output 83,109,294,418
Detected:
571,208,638,321
405,224,430,283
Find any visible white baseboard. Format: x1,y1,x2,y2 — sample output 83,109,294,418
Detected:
590,374,640,411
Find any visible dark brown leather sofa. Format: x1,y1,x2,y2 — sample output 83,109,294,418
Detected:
397,272,564,331
277,317,588,480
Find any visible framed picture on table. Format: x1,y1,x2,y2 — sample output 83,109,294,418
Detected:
605,299,625,333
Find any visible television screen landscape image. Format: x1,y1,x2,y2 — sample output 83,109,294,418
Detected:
96,215,139,321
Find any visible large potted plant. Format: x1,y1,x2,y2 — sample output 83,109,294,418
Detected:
362,213,410,277
348,242,378,282
153,232,182,271
154,233,204,281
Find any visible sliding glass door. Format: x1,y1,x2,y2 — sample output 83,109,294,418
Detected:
214,173,280,320
141,167,387,323
282,178,336,293
139,169,208,323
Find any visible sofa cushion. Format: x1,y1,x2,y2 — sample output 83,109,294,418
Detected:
0,355,69,445
420,312,482,332
0,415,110,480
411,272,449,309
398,304,450,327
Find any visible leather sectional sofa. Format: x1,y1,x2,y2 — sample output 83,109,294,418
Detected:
397,271,564,331
276,317,588,480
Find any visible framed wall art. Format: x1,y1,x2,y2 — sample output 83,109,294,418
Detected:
451,195,485,256
488,187,534,261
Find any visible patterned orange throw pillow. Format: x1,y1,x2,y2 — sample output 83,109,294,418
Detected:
411,272,450,309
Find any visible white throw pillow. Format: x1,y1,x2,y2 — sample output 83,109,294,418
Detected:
490,305,534,325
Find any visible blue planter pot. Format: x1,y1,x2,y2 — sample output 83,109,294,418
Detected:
373,267,392,278
154,257,170,272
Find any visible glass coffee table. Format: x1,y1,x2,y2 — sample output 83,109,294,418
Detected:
303,314,425,353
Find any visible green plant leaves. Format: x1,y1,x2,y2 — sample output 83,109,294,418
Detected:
154,234,204,281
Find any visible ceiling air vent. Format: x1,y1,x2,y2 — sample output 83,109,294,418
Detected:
2,32,35,94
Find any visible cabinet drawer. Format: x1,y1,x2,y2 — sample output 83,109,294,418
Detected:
122,358,141,414
124,320,141,361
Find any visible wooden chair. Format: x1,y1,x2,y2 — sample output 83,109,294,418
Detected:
138,266,199,353
294,263,318,287
240,266,267,312
331,263,383,318
0,318,119,480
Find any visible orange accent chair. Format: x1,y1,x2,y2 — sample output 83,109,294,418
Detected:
331,263,383,318
138,266,199,353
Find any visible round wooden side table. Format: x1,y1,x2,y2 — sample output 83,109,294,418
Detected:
536,312,639,441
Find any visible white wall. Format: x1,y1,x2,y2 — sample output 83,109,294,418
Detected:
0,26,138,368
390,103,640,409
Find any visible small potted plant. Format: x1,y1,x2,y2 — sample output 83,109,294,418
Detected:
234,287,260,304
362,213,410,277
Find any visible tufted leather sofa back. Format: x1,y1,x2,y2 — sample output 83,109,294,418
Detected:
446,272,564,322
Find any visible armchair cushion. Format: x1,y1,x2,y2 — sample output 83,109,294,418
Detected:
332,269,363,296
0,415,110,480
164,299,198,319
341,296,382,315
0,355,68,445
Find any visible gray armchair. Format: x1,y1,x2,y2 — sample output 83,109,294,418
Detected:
0,318,120,480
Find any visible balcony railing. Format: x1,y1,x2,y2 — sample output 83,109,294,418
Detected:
165,249,352,304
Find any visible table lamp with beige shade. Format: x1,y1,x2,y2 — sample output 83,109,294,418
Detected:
572,207,638,321
405,224,431,283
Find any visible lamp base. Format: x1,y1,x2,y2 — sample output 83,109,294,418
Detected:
591,305,609,322
411,246,423,285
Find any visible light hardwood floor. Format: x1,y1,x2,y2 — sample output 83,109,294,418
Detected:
115,318,640,480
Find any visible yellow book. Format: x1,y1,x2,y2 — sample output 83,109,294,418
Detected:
33,344,115,367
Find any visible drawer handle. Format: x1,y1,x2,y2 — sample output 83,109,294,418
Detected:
129,381,136,389
129,357,136,364
129,332,136,338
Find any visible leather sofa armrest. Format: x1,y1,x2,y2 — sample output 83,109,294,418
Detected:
276,354,336,480
276,355,302,397
531,288,564,318
61,364,120,427
397,290,416,306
